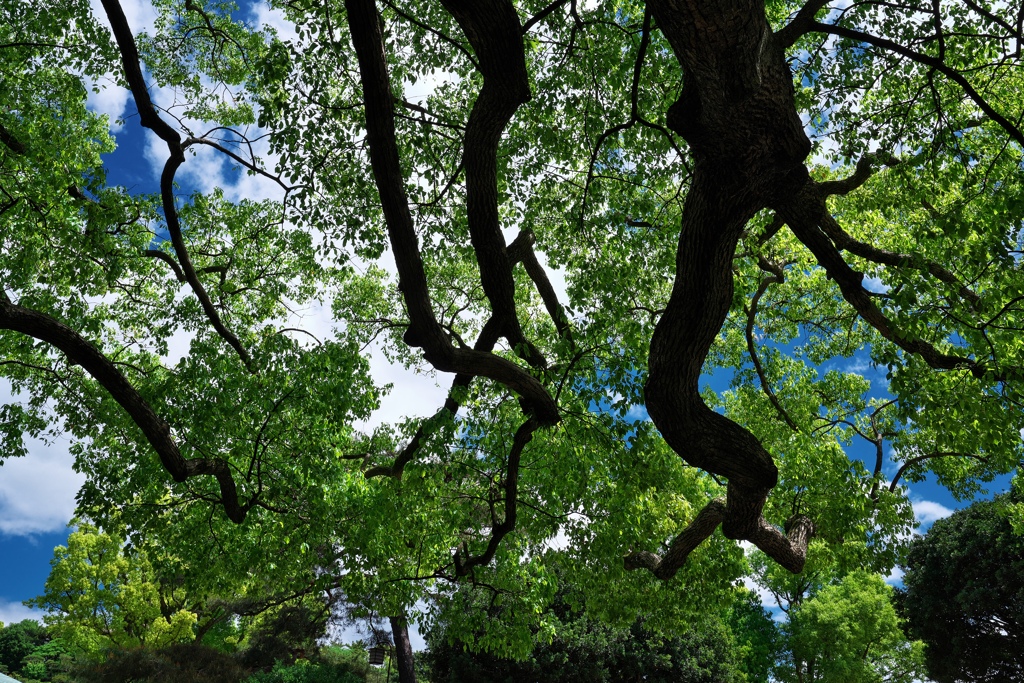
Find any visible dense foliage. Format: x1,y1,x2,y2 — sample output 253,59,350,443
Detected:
900,494,1024,683
0,616,380,683
780,571,925,683
422,580,773,683
2,0,1023,661
0,620,59,681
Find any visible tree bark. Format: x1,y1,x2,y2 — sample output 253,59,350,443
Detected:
389,615,417,683
627,0,817,574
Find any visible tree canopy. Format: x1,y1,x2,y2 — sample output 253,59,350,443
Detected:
2,0,1024,652
900,493,1024,683
782,570,925,683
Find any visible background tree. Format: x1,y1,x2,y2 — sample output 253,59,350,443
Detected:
779,570,926,683
2,0,1024,659
27,523,201,658
423,585,752,683
0,619,49,676
899,493,1024,683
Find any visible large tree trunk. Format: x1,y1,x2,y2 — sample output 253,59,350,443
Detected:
389,615,417,683
629,0,816,576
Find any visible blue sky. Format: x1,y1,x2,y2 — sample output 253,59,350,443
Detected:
0,0,1015,631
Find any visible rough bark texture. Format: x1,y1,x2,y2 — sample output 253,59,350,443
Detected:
389,615,418,683
628,0,816,575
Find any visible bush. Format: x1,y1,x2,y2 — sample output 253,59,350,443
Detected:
68,642,245,683
242,658,364,683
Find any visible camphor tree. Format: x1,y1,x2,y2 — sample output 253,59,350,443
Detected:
2,0,1023,651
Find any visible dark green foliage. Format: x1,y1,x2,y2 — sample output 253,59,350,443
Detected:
237,606,328,671
425,608,744,683
241,656,365,683
18,638,73,682
0,620,49,677
727,593,781,683
68,643,245,683
900,494,1024,683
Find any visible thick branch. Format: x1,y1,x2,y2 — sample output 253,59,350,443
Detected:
522,0,570,34
345,0,558,424
780,186,1010,379
0,122,27,155
144,249,186,282
624,499,727,579
161,155,254,370
816,151,899,197
0,296,247,522
625,497,814,577
100,0,253,370
775,0,833,48
817,211,981,306
439,0,546,369
508,229,574,344
99,0,181,149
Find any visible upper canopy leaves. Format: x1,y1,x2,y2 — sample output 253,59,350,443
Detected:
1,0,1022,649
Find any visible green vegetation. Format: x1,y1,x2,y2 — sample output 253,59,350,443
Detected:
2,0,1023,679
900,493,1024,683
781,571,925,683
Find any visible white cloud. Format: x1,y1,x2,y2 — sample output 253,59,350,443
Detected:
0,599,42,626
0,434,83,537
742,575,781,611
912,498,954,528
249,1,299,44
862,274,890,294
362,351,447,430
884,565,905,586
0,382,82,537
85,76,131,131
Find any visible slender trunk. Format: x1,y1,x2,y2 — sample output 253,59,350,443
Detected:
389,615,417,683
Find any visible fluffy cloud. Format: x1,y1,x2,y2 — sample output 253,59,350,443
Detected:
884,565,905,586
0,435,83,537
0,599,42,625
249,1,299,44
85,76,131,131
911,497,954,529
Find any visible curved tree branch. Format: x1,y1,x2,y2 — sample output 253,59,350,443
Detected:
161,155,254,370
144,249,186,282
780,185,1017,381
0,294,248,522
775,0,833,49
889,451,989,492
100,0,254,371
438,0,547,369
454,418,538,576
345,0,559,425
745,258,800,431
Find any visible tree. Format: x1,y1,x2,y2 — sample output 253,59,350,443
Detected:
780,570,926,683
423,587,749,683
900,493,1024,683
0,619,49,676
27,523,201,658
2,0,1024,652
